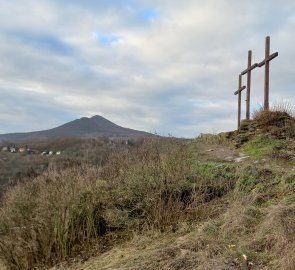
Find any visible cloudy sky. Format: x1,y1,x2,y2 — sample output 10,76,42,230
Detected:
0,0,294,137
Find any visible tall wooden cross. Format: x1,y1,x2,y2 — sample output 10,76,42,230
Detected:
234,75,246,128
258,36,278,110
241,50,258,120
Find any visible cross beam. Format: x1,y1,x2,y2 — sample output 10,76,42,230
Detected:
258,52,278,67
234,85,246,95
257,36,278,110
234,75,246,129
241,63,258,75
240,50,258,120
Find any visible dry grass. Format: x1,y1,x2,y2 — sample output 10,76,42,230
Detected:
0,138,203,269
271,100,295,116
251,102,295,140
1,135,295,270
248,203,295,269
220,201,295,270
253,100,295,119
50,222,239,270
252,101,295,127
0,166,104,269
197,132,233,147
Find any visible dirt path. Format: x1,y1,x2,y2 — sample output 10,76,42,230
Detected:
196,142,247,163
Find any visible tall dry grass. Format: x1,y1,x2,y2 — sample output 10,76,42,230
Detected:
2,135,294,269
251,101,295,139
271,100,295,116
100,138,198,230
0,138,201,269
0,166,105,269
252,100,295,120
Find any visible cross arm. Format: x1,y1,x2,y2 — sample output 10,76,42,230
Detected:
234,85,246,95
241,63,258,75
258,52,279,67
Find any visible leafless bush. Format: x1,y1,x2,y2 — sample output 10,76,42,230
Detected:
253,100,295,121
0,166,104,270
252,101,295,139
0,138,201,269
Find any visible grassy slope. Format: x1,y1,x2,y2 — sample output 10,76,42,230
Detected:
51,138,295,270
1,116,295,270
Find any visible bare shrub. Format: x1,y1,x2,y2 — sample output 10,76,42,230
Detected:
253,100,295,119
0,166,105,270
0,137,244,269
271,100,295,117
252,101,295,139
197,132,232,146
0,138,201,269
100,138,198,231
253,100,295,124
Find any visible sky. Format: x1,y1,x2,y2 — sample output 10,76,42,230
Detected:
0,0,295,138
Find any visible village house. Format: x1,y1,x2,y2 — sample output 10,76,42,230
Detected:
10,147,17,153
19,147,26,153
1,144,61,156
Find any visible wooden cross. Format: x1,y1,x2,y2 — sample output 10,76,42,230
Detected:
258,36,278,110
241,50,258,120
234,75,246,128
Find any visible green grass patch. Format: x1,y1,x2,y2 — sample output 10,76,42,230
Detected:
242,135,284,159
193,162,236,181
236,166,262,195
190,162,237,201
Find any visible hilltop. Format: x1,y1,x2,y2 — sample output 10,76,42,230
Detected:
0,109,294,270
0,115,153,143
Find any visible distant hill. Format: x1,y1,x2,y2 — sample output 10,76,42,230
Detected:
0,115,154,142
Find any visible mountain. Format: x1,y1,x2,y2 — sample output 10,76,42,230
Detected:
0,115,154,142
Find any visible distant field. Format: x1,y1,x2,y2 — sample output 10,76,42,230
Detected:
0,151,50,188
0,137,140,195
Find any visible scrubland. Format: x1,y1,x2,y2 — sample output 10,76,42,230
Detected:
0,108,295,270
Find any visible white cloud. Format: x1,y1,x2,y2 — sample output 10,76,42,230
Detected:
0,0,294,137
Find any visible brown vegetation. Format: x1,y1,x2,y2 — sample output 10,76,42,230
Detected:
0,137,135,195
0,118,295,269
0,138,200,269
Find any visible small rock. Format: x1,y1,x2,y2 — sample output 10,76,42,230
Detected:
234,156,249,163
180,249,190,256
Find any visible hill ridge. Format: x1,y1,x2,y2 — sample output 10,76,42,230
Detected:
0,115,153,142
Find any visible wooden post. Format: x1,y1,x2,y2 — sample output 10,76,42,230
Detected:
234,75,246,129
258,36,278,110
265,37,270,110
238,75,242,128
246,51,252,120
241,51,258,120
238,79,242,129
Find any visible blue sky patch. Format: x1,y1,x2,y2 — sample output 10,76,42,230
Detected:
141,9,160,21
94,32,121,46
